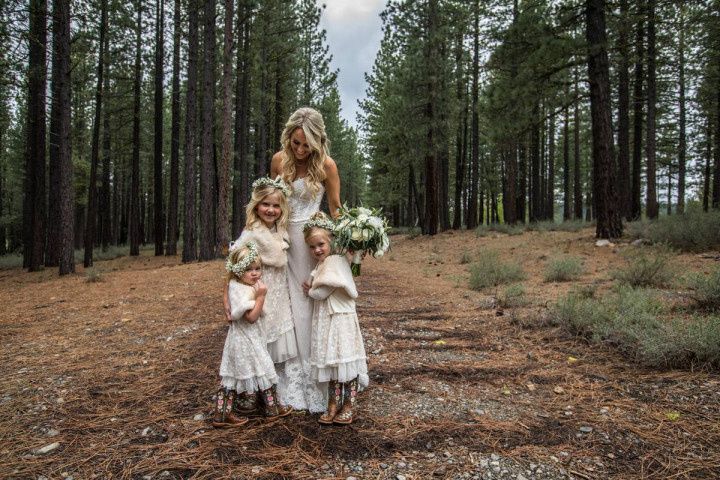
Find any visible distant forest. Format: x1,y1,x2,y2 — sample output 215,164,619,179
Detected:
1,0,719,275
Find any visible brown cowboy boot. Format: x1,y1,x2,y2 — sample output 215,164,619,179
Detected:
233,391,261,417
333,378,358,425
319,381,341,425
261,385,293,419
212,389,249,428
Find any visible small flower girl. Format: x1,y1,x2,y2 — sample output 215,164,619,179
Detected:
303,213,369,425
213,242,292,427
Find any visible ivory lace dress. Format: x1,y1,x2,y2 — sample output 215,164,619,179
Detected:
235,222,298,364
219,280,279,393
276,178,327,412
308,254,369,388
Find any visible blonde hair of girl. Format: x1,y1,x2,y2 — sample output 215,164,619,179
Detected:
280,107,329,198
225,244,262,283
303,211,334,243
245,184,290,230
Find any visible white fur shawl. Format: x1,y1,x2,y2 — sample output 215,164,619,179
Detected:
310,254,358,299
236,222,289,268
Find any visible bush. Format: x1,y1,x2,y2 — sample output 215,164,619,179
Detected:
468,252,525,290
625,208,720,252
475,224,524,237
0,253,23,270
498,283,529,308
612,246,675,288
544,256,584,282
459,251,472,265
551,287,720,369
687,267,720,312
85,268,103,283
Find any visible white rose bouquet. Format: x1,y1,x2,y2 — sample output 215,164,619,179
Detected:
333,205,390,276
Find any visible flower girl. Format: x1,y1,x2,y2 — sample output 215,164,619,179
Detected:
214,242,292,427
303,213,369,425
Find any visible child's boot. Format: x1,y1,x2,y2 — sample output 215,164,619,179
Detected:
333,378,357,425
233,391,261,417
212,389,249,428
319,381,342,425
261,385,293,419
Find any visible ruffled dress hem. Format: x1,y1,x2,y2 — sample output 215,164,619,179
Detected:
220,372,278,394
267,329,299,364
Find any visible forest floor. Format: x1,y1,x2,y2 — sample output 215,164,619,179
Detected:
1,227,719,480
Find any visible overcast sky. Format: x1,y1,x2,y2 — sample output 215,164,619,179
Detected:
318,0,385,131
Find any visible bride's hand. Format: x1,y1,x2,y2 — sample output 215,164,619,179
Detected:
302,280,311,296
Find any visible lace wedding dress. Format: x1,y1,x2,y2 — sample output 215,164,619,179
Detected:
276,178,327,412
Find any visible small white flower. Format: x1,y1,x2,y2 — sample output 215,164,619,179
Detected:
368,217,383,229
358,207,372,216
358,213,369,222
351,228,363,241
362,228,371,241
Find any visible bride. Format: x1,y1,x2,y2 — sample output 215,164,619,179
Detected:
271,107,342,413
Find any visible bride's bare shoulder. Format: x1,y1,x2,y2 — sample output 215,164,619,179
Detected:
271,151,284,176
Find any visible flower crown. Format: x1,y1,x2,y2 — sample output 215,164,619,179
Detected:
303,216,336,234
225,241,260,275
251,176,291,198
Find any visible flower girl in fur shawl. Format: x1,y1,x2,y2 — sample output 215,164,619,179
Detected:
225,177,298,415
303,213,369,425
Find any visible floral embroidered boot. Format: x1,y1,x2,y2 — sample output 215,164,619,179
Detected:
319,381,342,425
212,389,249,428
233,391,261,417
261,385,293,419
334,378,357,425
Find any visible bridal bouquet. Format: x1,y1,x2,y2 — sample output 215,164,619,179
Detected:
333,205,390,276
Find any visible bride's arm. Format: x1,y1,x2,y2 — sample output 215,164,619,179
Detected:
324,157,341,219
271,151,283,178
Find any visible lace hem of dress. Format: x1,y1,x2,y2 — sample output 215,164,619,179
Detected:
221,373,278,394
311,360,369,389
268,329,299,365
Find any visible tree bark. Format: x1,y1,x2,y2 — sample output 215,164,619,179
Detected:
129,0,142,257
166,0,181,255
586,0,622,238
573,68,583,220
645,0,658,219
617,0,631,219
53,0,74,274
199,0,216,260
452,31,465,229
547,113,555,220
153,0,165,255
25,0,47,271
100,40,112,252
216,0,233,257
466,0,480,229
84,0,107,268
233,0,251,238
182,0,199,262
631,2,644,220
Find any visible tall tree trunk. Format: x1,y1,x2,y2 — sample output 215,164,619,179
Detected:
666,166,672,215
153,0,165,255
631,2,644,220
129,0,142,256
25,0,47,271
84,0,107,268
547,113,555,220
182,0,199,262
703,119,712,212
199,0,216,260
233,0,251,238
586,0,622,238
452,32,465,229
100,41,112,252
563,94,571,221
617,0,631,219
645,0,658,219
517,137,527,223
530,108,541,222
676,6,686,214
54,0,74,274
217,0,233,256
573,68,583,220
166,0,181,255
423,0,439,235
466,0,480,229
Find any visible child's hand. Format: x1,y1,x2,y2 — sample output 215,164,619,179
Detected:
302,280,311,296
225,306,232,323
254,280,268,297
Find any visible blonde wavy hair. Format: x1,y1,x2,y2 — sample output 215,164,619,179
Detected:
245,185,289,230
303,212,334,244
280,107,329,198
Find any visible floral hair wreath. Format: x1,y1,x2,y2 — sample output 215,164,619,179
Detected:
303,216,336,234
225,241,260,275
251,176,291,198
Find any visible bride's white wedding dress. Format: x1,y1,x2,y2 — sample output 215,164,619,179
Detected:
276,178,327,412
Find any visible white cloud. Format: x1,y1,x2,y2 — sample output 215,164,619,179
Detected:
318,0,385,129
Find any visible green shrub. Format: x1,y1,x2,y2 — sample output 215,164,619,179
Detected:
687,267,720,312
476,224,524,237
612,246,675,288
551,287,720,369
625,208,720,252
84,268,103,283
0,253,23,270
544,256,584,282
498,283,529,308
468,253,525,290
459,251,472,265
